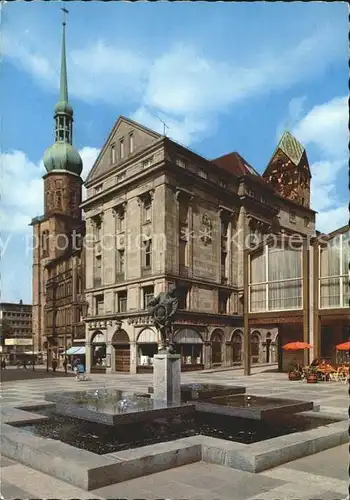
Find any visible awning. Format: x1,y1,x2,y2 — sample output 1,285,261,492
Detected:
64,346,86,356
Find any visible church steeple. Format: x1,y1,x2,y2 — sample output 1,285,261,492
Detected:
43,8,82,176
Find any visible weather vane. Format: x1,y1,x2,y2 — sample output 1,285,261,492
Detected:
61,4,69,26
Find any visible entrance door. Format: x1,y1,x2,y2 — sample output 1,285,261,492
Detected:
115,345,130,372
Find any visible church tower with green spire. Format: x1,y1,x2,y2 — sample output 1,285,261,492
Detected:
43,12,83,221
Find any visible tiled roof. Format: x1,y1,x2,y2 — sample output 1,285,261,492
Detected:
211,152,260,177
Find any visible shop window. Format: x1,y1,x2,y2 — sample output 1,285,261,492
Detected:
211,333,222,364
232,333,242,363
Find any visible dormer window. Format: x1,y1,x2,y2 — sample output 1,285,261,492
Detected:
111,144,116,164
95,184,102,194
198,168,207,179
219,179,227,188
120,138,125,159
129,133,134,154
290,211,296,223
176,157,188,168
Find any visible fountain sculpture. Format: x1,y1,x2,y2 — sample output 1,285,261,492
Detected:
147,284,181,404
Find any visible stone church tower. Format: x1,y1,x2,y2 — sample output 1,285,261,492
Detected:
31,15,83,355
262,131,311,208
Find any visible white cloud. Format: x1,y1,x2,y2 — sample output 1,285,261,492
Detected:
130,106,214,146
0,147,99,233
316,205,348,234
290,96,348,233
310,160,346,212
293,96,348,159
3,21,345,146
275,96,307,141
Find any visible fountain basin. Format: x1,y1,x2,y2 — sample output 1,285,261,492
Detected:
10,406,336,454
196,394,314,420
148,383,246,401
45,389,194,425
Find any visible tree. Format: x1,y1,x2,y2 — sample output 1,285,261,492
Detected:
0,318,13,347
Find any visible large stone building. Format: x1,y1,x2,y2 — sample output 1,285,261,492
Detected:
30,19,86,365
81,117,316,373
0,300,33,362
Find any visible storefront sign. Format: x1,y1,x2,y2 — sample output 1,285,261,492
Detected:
5,338,32,346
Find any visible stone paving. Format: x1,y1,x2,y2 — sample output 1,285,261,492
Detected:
1,366,349,499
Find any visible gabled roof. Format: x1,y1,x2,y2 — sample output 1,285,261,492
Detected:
84,115,161,185
268,131,305,169
211,151,260,177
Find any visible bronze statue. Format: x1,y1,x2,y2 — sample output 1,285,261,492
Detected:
147,284,179,353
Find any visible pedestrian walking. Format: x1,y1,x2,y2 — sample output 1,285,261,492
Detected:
52,359,58,373
23,359,27,369
1,359,6,370
63,357,68,373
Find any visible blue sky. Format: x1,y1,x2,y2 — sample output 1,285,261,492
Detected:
1,1,348,304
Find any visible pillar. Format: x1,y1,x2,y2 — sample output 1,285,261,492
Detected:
225,342,232,367
302,241,310,367
243,247,251,375
85,343,91,373
130,341,137,374
203,342,211,369
106,342,113,374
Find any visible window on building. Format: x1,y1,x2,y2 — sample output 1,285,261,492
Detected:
248,189,255,198
179,239,189,268
178,285,189,309
117,291,127,312
95,184,102,194
143,240,152,268
176,157,188,168
116,206,125,232
143,199,152,223
142,157,154,169
218,290,229,314
95,220,102,241
179,201,189,225
111,144,116,164
120,138,125,159
219,179,227,188
117,249,125,274
143,285,154,309
56,190,62,209
95,294,104,316
198,168,207,179
289,211,296,223
42,231,49,258
95,255,102,287
304,217,310,227
221,250,227,281
129,133,134,154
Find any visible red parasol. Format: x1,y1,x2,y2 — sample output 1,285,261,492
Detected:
282,342,313,351
335,341,350,351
